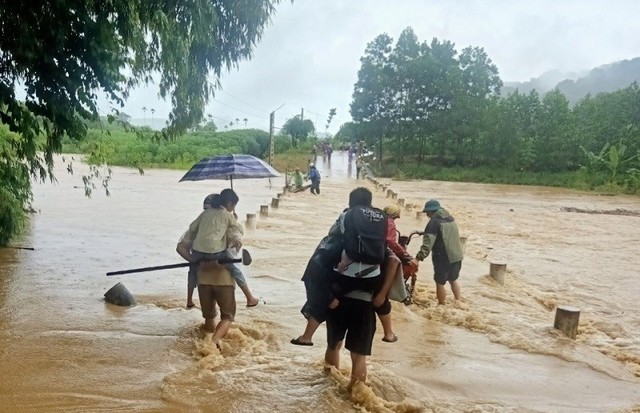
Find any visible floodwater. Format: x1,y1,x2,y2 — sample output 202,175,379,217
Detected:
1,152,639,412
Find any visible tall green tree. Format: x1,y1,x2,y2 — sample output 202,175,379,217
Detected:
350,33,395,166
325,108,337,135
447,46,502,165
281,115,315,147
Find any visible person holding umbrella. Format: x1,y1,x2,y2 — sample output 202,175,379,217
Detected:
179,188,260,307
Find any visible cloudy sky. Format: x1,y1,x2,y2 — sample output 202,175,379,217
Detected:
114,0,640,134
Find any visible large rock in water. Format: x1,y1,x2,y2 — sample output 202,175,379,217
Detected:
104,282,137,307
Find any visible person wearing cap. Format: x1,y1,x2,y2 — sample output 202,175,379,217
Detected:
308,163,321,195
413,199,463,305
288,167,310,193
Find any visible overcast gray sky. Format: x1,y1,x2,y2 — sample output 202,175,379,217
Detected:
114,0,640,134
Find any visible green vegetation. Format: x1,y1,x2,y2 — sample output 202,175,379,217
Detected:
62,124,272,170
61,122,316,174
0,124,30,245
338,28,640,195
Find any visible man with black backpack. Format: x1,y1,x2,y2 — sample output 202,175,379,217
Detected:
291,188,399,355
323,187,397,387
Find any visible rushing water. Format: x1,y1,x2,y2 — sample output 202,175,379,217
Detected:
1,152,639,413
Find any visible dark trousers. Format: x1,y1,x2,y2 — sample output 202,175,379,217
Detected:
310,179,320,195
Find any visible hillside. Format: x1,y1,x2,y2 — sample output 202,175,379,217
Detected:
502,57,640,103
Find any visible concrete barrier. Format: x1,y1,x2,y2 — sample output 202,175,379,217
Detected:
554,305,581,339
104,282,136,307
489,263,507,285
246,213,256,230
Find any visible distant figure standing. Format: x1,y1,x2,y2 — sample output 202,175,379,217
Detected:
308,163,321,195
326,144,333,162
355,157,364,179
413,199,463,305
356,140,364,158
311,144,318,157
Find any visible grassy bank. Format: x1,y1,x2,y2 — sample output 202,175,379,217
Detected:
371,161,630,194
61,125,319,176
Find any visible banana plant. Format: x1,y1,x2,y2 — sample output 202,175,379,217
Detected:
606,141,637,183
581,140,638,183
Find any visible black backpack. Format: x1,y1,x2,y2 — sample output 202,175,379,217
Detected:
342,206,387,265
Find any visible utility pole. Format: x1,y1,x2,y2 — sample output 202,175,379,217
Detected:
269,111,275,166
268,103,285,167
301,108,304,120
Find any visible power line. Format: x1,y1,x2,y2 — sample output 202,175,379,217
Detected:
211,98,268,119
218,89,269,114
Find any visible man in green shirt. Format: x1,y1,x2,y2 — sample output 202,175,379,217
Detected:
292,168,304,189
289,167,310,193
413,199,463,305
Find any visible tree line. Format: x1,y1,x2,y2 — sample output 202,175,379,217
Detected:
337,27,640,192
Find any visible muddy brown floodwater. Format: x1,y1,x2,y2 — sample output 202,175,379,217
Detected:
1,152,639,412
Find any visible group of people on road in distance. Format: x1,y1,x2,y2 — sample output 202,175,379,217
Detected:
289,186,464,387
312,142,334,162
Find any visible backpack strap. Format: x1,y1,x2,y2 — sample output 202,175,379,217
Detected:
354,265,379,278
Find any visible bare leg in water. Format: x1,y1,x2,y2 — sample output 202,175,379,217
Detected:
292,317,320,345
241,285,260,307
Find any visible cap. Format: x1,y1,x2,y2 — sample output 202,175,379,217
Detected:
309,163,315,167
423,199,441,212
383,204,401,219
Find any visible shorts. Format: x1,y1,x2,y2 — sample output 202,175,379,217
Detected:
198,285,236,321
326,297,376,356
433,260,462,285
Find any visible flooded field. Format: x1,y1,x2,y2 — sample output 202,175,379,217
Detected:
1,152,639,412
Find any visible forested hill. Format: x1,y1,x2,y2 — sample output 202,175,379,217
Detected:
502,57,640,104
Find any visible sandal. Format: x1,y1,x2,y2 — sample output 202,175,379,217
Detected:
290,337,313,346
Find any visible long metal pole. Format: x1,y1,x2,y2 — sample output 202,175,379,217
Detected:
269,111,275,166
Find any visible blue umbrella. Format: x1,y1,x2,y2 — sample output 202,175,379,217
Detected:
179,154,280,189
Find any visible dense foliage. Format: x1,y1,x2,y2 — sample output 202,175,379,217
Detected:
0,124,30,245
62,124,271,169
281,115,315,147
345,28,640,193
0,0,285,244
